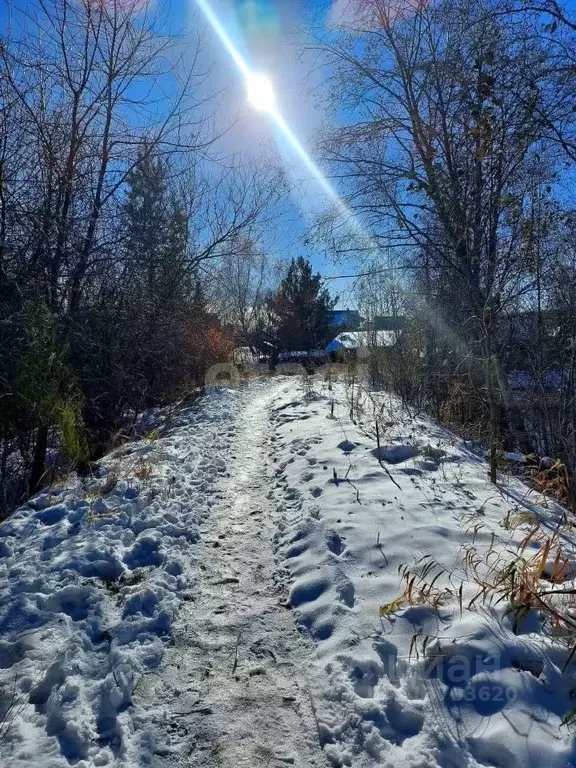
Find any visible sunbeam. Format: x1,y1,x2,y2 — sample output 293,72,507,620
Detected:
194,0,382,266
195,0,250,77
246,72,276,112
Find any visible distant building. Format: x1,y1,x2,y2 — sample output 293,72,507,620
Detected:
325,330,400,355
327,309,363,329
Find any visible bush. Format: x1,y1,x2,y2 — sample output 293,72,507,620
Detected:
58,402,88,469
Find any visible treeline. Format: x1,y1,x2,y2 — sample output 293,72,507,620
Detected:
320,0,576,488
0,0,281,516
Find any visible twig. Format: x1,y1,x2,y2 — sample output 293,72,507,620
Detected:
343,463,362,503
232,630,241,676
380,461,403,491
306,686,323,749
376,531,389,566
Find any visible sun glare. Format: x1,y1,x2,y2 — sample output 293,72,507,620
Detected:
194,0,382,263
246,72,276,113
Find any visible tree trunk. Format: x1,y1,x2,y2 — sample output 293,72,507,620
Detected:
493,355,534,455
29,425,48,496
486,356,499,484
483,299,533,457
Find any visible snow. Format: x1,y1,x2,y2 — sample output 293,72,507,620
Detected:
1,374,576,768
136,380,325,767
269,377,576,767
0,387,244,767
326,331,398,353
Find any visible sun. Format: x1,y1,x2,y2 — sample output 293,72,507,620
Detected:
246,72,276,113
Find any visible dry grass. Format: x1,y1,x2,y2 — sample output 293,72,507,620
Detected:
462,512,576,634
100,469,119,495
133,459,153,483
379,556,455,617
302,372,316,402
531,458,571,504
0,675,30,743
382,500,576,667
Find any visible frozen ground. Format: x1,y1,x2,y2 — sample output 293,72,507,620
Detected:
269,377,576,768
0,383,285,767
137,379,325,768
1,375,576,767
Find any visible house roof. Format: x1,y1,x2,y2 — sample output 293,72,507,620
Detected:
328,309,361,316
326,331,398,352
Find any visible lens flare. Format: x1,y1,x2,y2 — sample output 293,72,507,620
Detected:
246,72,276,112
194,0,382,264
196,0,250,77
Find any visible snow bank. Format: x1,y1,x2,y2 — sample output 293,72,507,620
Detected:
0,387,242,767
269,378,576,767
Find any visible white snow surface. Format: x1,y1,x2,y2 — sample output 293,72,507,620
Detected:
0,386,248,767
1,376,576,768
325,331,398,353
268,379,576,768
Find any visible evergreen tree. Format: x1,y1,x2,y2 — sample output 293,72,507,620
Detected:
121,146,191,406
123,147,188,298
268,257,336,351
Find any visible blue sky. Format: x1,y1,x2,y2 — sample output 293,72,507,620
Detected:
180,0,359,304
182,1,350,285
0,0,355,303
3,0,576,308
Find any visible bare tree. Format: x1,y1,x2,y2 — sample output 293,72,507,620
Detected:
179,160,286,270
0,0,287,508
316,0,575,462
210,236,272,349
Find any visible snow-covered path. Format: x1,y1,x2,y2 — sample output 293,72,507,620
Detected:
140,380,326,767
3,376,576,768
0,379,324,768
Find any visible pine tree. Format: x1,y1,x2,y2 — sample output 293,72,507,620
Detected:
123,147,188,299
121,146,191,406
123,149,167,291
268,257,336,351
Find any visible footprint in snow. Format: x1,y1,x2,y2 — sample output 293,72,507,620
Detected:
289,576,329,607
336,579,355,608
400,467,423,477
385,697,424,742
286,543,307,559
415,459,438,472
372,444,416,464
350,660,382,698
373,639,400,685
326,531,344,556
312,621,334,641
